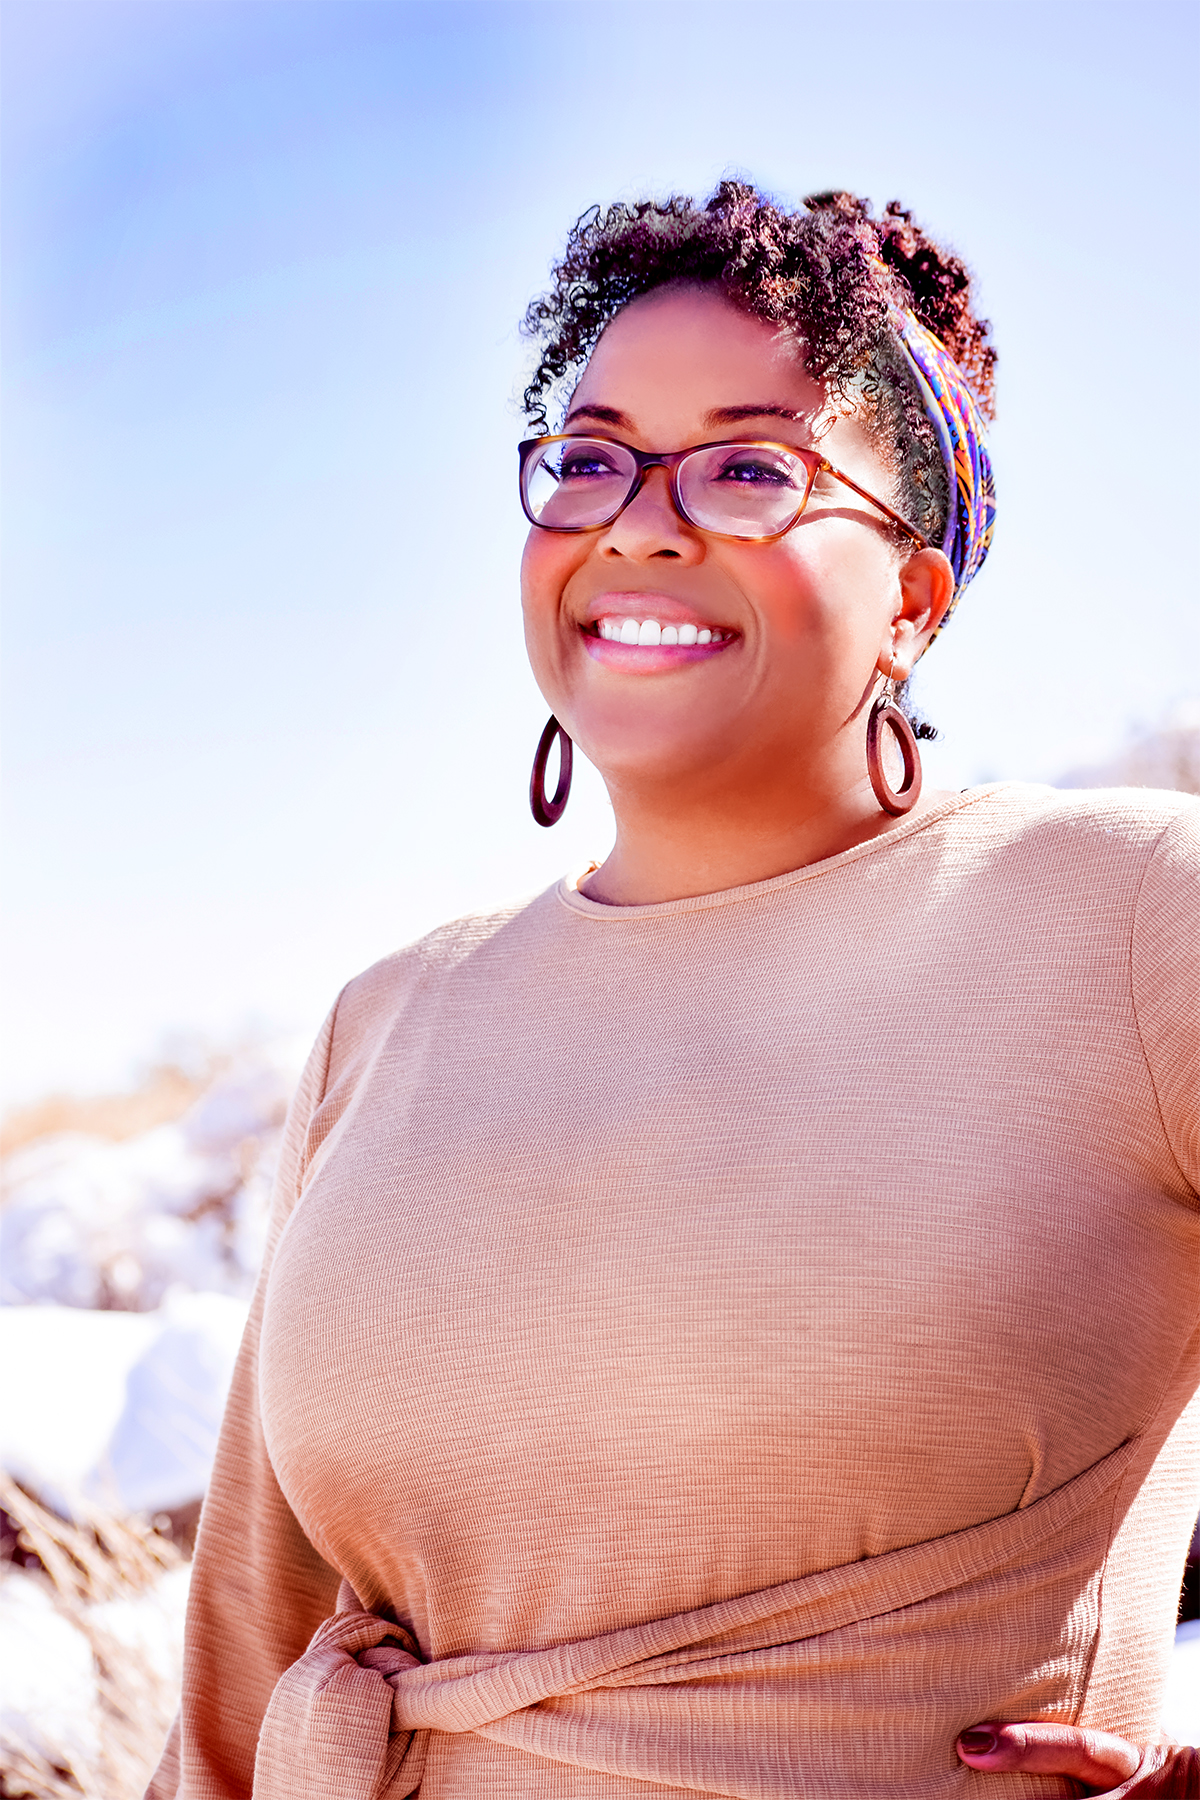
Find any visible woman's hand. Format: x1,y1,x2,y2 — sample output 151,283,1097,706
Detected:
957,1724,1199,1795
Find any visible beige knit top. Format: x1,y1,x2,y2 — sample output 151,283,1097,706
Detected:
150,783,1199,1800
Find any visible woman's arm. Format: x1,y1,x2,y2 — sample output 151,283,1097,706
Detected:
1130,802,1200,1198
146,1005,346,1800
957,809,1200,1799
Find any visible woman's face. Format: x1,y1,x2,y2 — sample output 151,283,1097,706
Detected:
521,286,948,801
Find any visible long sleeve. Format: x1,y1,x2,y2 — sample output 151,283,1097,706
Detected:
1131,801,1200,1197
146,1003,346,1800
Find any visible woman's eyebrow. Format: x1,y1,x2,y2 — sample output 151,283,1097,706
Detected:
561,400,804,432
563,402,629,427
703,404,803,426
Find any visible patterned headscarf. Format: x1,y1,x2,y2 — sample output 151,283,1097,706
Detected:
896,313,996,629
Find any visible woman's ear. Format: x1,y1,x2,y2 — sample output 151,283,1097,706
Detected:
884,548,955,675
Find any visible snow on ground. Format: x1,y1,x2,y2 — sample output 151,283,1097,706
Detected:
1,1046,294,1525
1,1046,292,1790
100,1291,248,1515
0,1551,190,1791
0,1566,100,1768
0,1294,249,1521
0,1560,191,1769
1,1050,294,1311
1,1305,161,1516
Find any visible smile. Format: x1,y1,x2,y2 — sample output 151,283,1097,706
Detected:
592,616,734,647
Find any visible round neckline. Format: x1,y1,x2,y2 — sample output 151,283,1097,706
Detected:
556,784,1010,921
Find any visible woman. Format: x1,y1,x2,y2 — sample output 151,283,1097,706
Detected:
148,184,1198,1800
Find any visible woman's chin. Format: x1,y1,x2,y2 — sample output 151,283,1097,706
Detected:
576,725,745,794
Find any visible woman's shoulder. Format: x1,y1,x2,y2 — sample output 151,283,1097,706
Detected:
325,884,562,1056
946,781,1200,875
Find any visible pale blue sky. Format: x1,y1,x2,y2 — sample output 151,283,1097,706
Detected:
4,0,1198,1102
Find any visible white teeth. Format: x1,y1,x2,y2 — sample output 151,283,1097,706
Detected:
595,616,727,646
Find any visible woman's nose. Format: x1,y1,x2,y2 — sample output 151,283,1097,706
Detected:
599,467,703,562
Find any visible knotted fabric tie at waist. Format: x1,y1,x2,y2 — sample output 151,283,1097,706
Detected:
254,1437,1144,1800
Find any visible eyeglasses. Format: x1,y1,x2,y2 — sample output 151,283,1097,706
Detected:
518,434,928,547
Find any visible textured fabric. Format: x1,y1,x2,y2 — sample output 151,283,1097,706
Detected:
149,784,1200,1800
252,1439,1141,1800
897,312,996,613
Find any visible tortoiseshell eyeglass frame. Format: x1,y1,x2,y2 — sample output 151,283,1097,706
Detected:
518,434,929,548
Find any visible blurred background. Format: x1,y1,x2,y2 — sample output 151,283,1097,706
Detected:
2,0,1198,1790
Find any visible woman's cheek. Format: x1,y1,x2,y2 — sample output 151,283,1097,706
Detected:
769,530,898,649
735,542,842,655
521,530,579,619
520,532,582,695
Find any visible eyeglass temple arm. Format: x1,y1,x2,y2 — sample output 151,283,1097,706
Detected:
819,459,929,549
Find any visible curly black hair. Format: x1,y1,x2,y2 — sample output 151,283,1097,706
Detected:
520,182,996,728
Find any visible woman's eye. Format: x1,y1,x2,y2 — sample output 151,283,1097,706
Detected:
715,455,796,487
558,449,620,481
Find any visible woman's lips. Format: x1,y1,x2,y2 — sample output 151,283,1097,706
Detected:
579,607,737,669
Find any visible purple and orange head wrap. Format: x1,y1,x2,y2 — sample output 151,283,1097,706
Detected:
895,312,996,631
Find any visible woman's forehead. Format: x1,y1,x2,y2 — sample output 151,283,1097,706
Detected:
570,287,825,436
566,287,887,463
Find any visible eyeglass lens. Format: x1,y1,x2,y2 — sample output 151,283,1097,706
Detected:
522,438,811,538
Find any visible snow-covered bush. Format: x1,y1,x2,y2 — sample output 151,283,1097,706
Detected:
1,1050,296,1312
0,1047,301,1795
0,1474,186,1799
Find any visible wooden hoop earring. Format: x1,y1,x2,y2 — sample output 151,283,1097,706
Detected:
866,695,922,816
530,715,573,826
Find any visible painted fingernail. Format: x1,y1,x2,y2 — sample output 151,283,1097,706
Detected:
958,1730,998,1755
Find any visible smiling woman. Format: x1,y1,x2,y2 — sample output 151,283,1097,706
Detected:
148,185,1198,1800
519,281,959,888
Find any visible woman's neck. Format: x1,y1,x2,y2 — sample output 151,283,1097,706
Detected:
578,775,954,906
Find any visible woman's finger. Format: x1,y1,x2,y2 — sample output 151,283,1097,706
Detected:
957,1722,1142,1788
